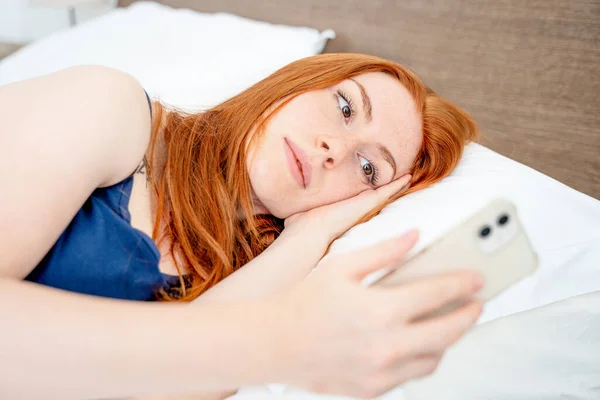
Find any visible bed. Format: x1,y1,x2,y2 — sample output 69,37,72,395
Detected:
119,0,600,200
108,1,600,399
0,0,597,398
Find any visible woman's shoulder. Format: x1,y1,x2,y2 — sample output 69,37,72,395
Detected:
65,65,154,186
0,66,153,279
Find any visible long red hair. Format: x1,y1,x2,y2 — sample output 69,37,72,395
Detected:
146,53,478,301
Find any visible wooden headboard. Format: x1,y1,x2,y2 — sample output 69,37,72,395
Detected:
120,0,600,199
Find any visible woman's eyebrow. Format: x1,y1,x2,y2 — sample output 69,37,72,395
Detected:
349,78,372,123
348,78,396,179
377,144,397,180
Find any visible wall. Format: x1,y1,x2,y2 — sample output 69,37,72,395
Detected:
0,0,118,43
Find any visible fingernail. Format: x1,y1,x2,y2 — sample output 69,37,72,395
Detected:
472,274,484,291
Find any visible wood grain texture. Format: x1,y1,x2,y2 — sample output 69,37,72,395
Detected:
120,0,600,198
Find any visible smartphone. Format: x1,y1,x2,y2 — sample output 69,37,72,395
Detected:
370,198,539,316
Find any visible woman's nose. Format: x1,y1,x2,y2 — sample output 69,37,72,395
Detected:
318,135,352,169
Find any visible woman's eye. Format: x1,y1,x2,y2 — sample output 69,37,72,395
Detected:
337,92,353,119
360,157,373,176
359,156,378,185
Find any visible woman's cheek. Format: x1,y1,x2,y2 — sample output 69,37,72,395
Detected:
317,177,363,207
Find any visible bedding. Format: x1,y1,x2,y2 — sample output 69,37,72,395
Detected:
0,1,334,111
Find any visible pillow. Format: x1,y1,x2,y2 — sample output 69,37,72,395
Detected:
0,1,335,111
234,143,600,398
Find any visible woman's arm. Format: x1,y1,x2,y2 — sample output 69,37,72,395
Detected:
0,221,481,400
0,277,277,399
0,67,247,399
194,235,318,305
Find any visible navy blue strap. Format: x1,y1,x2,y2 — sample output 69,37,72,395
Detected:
144,89,152,118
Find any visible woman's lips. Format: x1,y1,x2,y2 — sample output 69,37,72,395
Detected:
284,138,312,189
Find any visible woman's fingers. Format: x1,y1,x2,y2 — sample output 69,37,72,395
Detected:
352,354,443,399
280,174,411,251
374,173,412,200
391,353,443,385
327,230,418,281
403,300,483,355
388,271,483,321
320,174,411,238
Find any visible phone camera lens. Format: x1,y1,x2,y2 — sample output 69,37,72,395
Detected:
479,226,492,238
498,214,510,226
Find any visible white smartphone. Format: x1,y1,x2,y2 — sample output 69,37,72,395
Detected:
371,198,539,316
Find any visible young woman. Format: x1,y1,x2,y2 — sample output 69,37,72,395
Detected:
0,53,483,399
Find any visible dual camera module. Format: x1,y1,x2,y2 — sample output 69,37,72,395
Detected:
479,214,510,238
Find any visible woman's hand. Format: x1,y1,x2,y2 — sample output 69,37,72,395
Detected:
277,173,412,258
254,174,413,285
197,175,412,304
265,231,483,399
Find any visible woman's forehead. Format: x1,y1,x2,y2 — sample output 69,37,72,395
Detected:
351,73,423,176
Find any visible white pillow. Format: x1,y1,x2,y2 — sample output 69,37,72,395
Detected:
0,1,335,110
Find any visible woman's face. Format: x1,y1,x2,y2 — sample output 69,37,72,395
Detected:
246,72,423,219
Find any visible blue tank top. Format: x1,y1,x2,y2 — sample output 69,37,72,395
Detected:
25,176,177,300
25,90,178,301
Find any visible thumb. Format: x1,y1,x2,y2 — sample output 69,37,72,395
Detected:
345,229,419,282
375,173,413,201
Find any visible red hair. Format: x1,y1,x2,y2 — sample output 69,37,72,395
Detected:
146,53,478,301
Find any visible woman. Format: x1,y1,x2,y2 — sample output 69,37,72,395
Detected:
0,53,483,399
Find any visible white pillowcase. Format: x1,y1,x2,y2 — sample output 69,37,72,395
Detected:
0,1,335,110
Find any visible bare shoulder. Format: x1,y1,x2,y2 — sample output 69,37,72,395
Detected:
2,65,152,185
0,65,153,278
